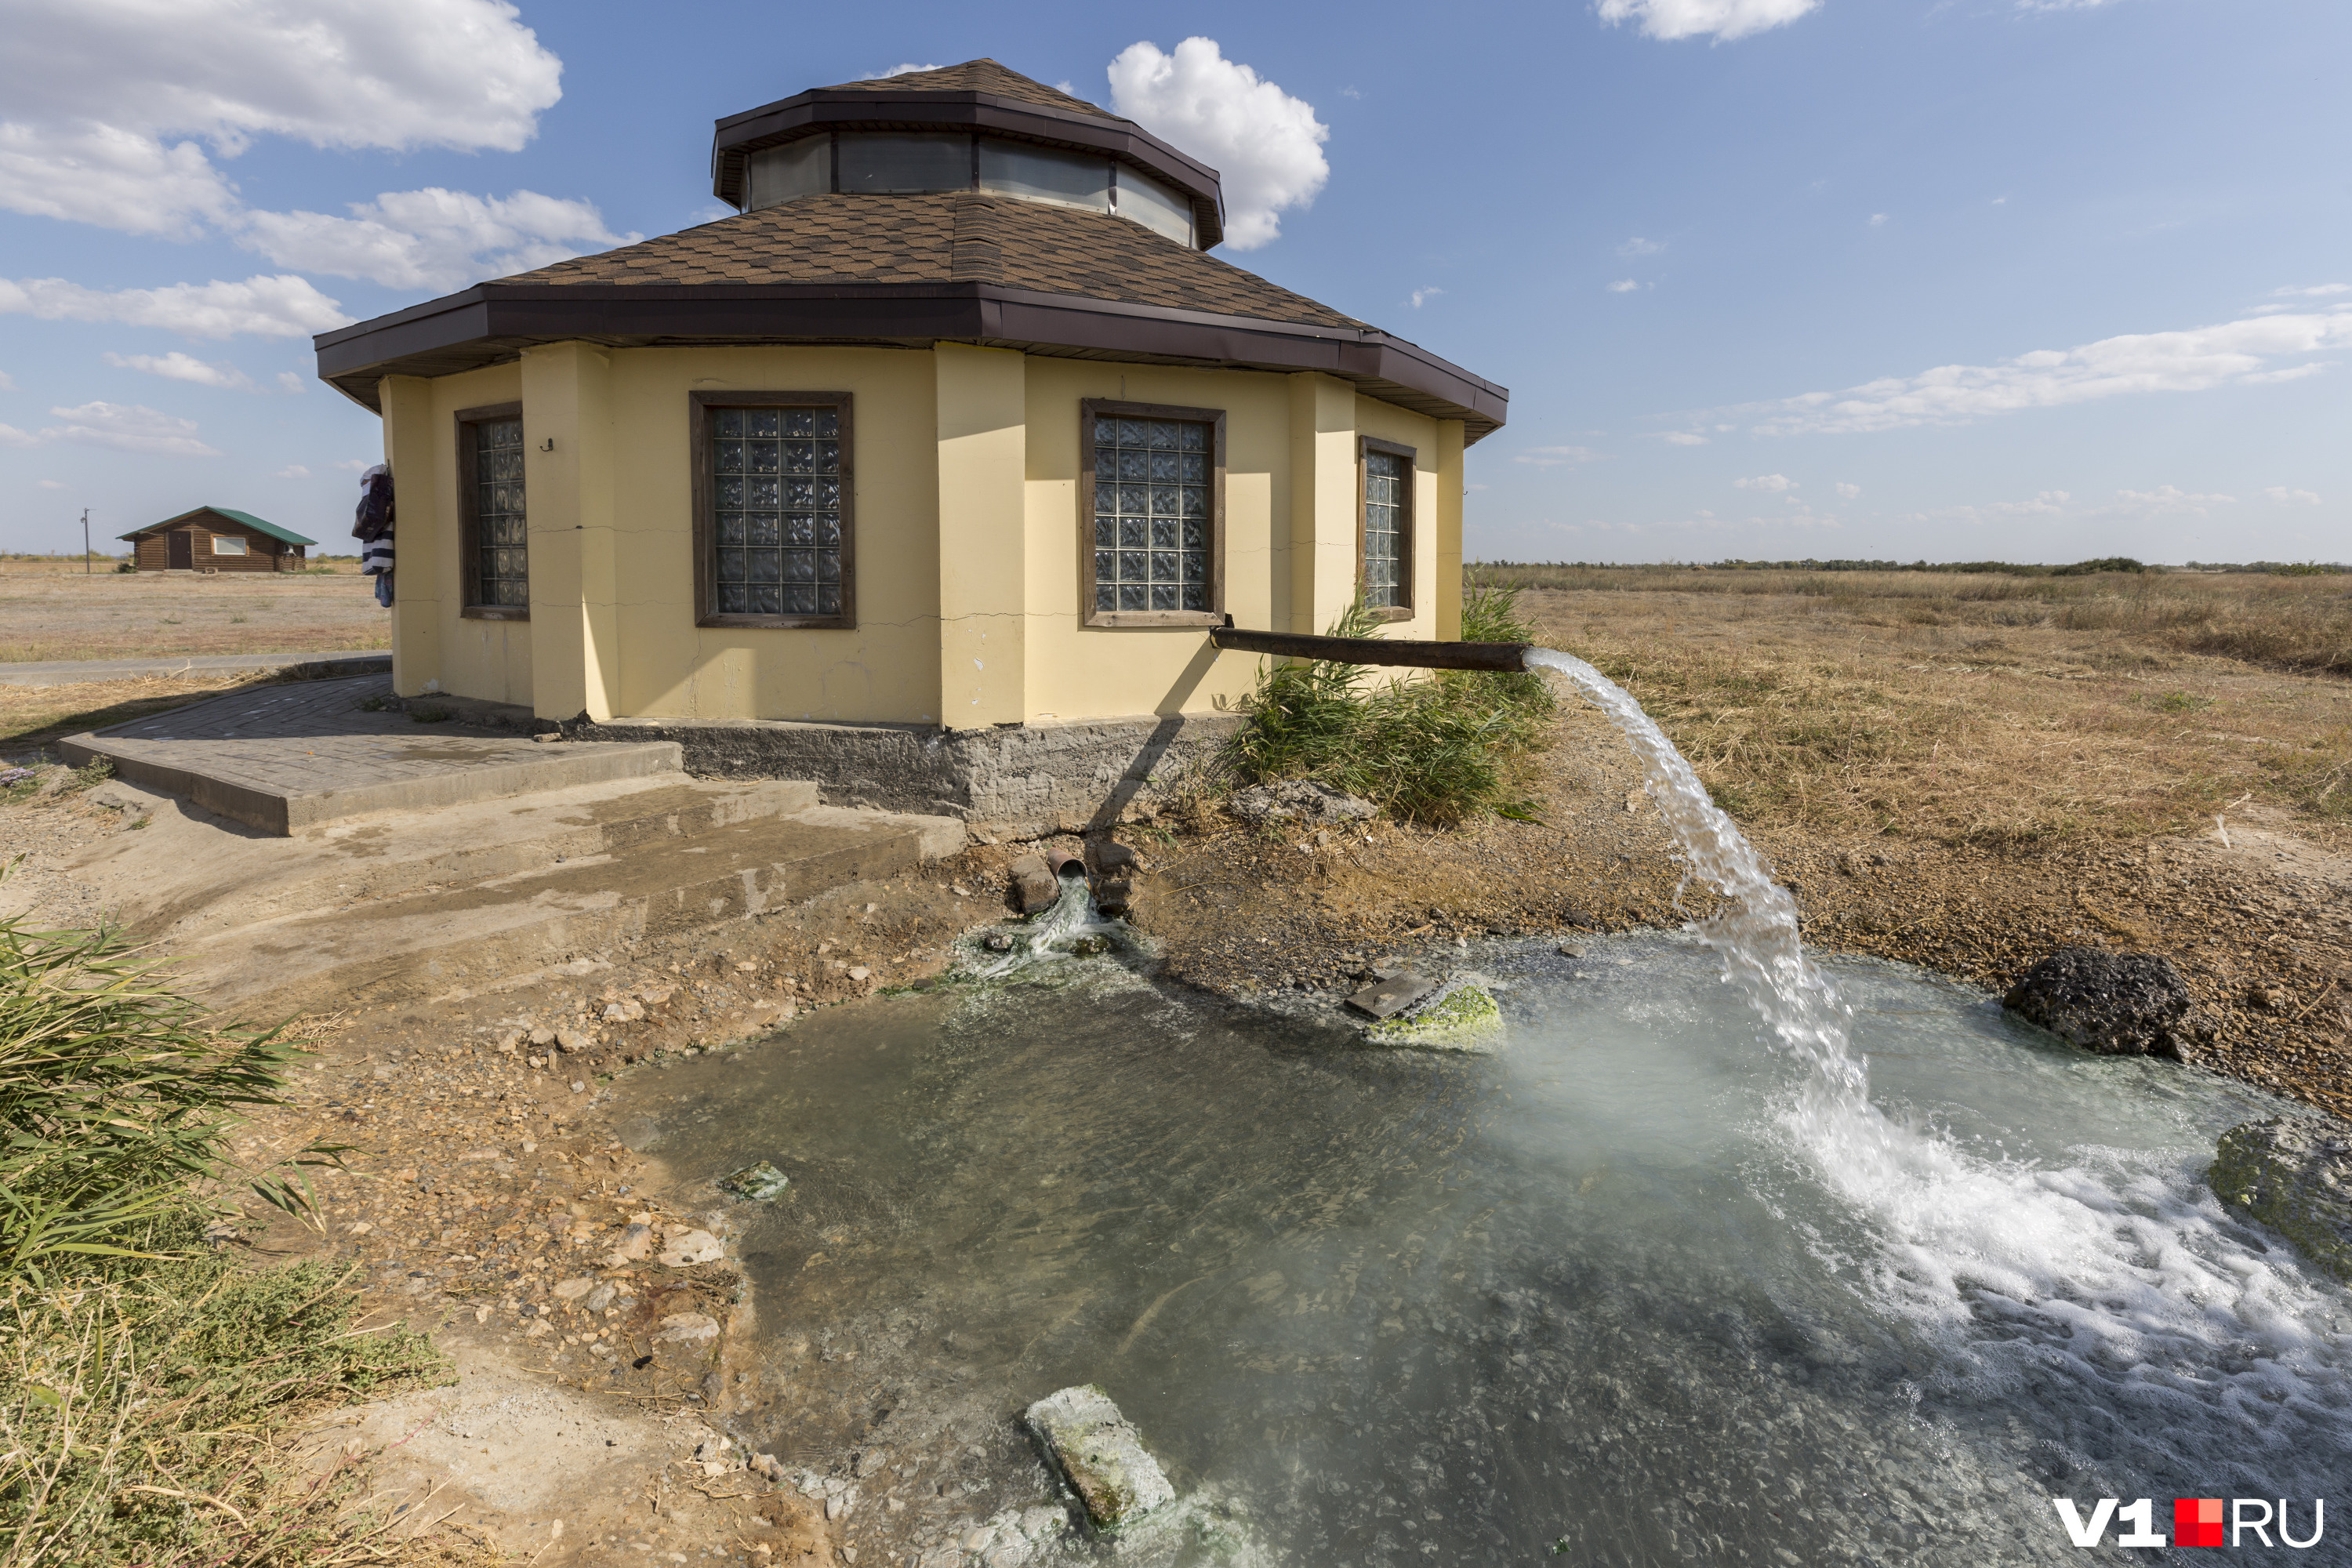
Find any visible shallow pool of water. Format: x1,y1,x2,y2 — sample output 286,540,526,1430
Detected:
612,938,2348,1566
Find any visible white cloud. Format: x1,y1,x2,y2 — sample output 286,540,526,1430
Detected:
0,426,38,448
276,372,305,394
1596,0,1821,42
1410,287,1444,308
1618,237,1664,257
1606,279,1640,293
1661,431,1711,445
103,350,251,389
0,274,348,339
877,63,942,78
1109,38,1327,249
1515,445,1602,467
38,477,65,487
332,458,376,472
38,401,220,456
2261,486,2321,505
1868,213,1888,227
2115,485,2232,513
0,370,13,390
1748,305,2352,434
1835,481,1862,499
2274,284,2350,298
0,0,561,235
274,463,310,478
1736,473,1797,492
239,188,635,292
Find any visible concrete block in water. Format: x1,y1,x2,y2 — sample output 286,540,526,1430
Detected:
718,1160,790,1201
2210,1116,2352,1283
1362,981,1504,1052
1023,1385,1174,1534
1348,971,1434,1019
1008,854,1058,913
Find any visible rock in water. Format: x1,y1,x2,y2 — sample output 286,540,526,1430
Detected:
2002,948,2205,1058
2209,1116,2352,1283
1022,1385,1174,1534
1362,981,1504,1053
719,1160,791,1201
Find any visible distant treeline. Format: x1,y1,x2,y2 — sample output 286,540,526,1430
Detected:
1472,557,2346,577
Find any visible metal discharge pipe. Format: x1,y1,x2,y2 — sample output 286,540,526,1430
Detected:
1208,622,1534,673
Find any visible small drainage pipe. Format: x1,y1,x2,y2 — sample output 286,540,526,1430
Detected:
1047,851,1087,880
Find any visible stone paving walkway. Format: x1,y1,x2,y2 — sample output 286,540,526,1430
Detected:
0,652,390,687
59,675,682,834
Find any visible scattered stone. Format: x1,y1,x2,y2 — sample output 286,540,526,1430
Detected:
1346,971,1435,1020
719,1161,792,1201
552,1275,597,1301
982,931,1015,953
554,1027,593,1052
2002,948,2209,1058
1227,779,1375,825
653,1312,720,1345
1557,944,1585,959
583,1282,618,1312
1094,878,1133,915
603,998,646,1023
528,1025,557,1047
2209,1116,2352,1283
1023,1385,1174,1535
1010,854,1058,913
658,1228,725,1267
1363,981,1504,1052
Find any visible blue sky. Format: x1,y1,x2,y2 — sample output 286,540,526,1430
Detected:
2,0,2344,564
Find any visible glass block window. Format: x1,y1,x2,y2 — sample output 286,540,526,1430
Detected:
1092,416,1211,614
712,406,844,618
1363,448,1408,611
474,417,528,607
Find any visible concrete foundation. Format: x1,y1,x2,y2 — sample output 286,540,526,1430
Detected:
568,711,1245,841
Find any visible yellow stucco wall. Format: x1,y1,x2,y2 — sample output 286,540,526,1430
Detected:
382,342,1461,725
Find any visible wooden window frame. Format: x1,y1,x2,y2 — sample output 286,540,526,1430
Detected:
1357,435,1417,622
456,401,529,622
689,390,857,631
1079,397,1225,629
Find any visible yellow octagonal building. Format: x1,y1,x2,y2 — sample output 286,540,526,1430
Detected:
314,60,1508,833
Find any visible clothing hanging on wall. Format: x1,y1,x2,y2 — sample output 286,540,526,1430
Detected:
354,463,394,607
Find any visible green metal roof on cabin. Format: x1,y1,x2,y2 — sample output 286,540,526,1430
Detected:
120,507,317,546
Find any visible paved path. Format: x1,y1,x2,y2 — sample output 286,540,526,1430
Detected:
58,675,681,834
0,651,391,687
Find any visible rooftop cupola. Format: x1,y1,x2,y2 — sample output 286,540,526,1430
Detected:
710,59,1226,251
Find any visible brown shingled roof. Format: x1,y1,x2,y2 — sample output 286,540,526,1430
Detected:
499,194,1368,331
822,60,1112,118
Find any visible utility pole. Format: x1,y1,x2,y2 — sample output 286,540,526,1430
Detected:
81,508,90,574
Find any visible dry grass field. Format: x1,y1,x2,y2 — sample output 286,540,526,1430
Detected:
1478,565,2352,851
0,567,386,666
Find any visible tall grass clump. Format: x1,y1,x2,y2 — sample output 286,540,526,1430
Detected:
0,913,321,1283
0,906,446,1565
1222,586,1554,825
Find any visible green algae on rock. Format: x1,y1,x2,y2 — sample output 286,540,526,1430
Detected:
2209,1115,2352,1283
1361,980,1504,1052
1023,1384,1174,1534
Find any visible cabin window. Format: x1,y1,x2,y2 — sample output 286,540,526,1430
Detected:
691,392,855,630
457,403,528,619
1359,438,1414,618
209,535,249,557
1080,399,1223,627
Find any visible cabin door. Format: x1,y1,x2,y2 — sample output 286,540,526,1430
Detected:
167,530,193,569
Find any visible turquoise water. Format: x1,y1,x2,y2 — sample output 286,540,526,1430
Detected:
611,937,2348,1566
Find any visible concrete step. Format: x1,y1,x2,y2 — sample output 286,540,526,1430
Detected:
133,776,823,943
53,773,966,1017
185,808,945,1015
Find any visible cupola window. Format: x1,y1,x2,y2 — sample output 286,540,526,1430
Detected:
743,133,1193,246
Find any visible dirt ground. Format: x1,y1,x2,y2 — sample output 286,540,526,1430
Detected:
7,564,2348,1564
0,567,387,664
